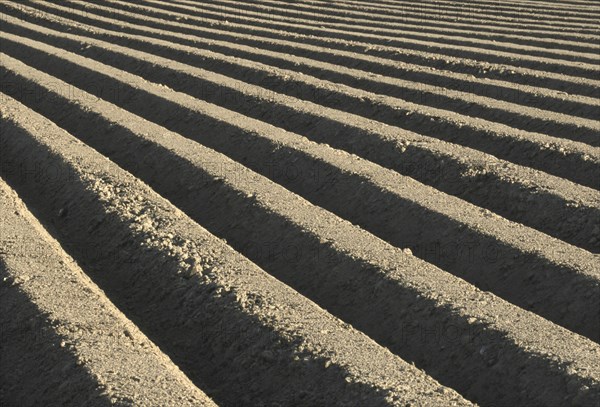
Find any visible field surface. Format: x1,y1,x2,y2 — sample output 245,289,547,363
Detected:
1,0,599,406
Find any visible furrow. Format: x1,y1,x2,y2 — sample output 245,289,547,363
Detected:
3,63,600,407
322,0,600,15
495,0,600,8
30,0,599,99
163,0,600,55
181,0,600,32
10,1,600,119
0,94,477,407
3,36,600,342
286,0,600,42
3,26,598,192
93,0,600,78
375,0,600,8
277,0,600,16
2,22,598,246
0,179,217,407
306,0,600,26
3,3,599,406
6,10,596,148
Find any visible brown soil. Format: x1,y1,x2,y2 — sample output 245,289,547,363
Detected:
1,1,599,406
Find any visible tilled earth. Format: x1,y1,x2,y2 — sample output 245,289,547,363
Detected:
1,0,599,406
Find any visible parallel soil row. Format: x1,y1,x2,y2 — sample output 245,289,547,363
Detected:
292,0,600,28
169,0,600,37
1,95,474,407
8,7,599,147
212,0,600,22
153,0,599,59
9,0,599,116
2,14,598,247
260,0,600,39
3,32,600,312
152,0,600,56
2,1,598,406
0,179,217,407
84,0,600,79
2,63,600,407
22,0,600,98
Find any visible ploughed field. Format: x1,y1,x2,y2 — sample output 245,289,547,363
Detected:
1,0,599,406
